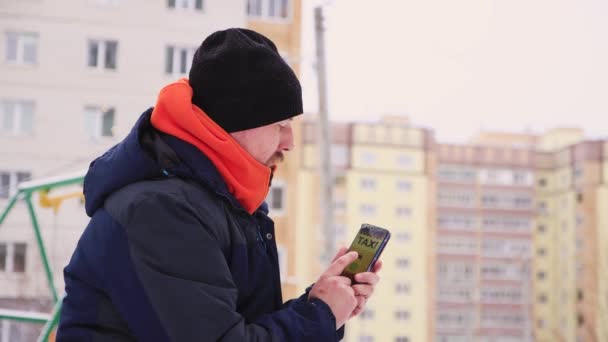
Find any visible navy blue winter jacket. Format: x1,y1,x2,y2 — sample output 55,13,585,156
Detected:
56,109,343,341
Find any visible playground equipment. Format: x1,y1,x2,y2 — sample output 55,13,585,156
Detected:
0,171,85,342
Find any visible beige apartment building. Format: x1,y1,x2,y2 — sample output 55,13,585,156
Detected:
533,129,607,342
246,0,304,300
297,117,436,342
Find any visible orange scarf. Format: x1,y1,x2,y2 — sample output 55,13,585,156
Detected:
150,78,271,214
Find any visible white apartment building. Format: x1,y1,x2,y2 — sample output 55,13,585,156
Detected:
1,0,246,338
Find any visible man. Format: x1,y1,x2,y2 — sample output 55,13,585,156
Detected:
57,28,381,341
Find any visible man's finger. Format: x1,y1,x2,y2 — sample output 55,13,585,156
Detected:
354,272,380,285
330,275,352,287
372,260,383,273
353,284,374,298
323,251,359,277
331,247,349,263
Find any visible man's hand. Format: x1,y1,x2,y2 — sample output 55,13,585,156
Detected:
350,258,382,318
308,249,359,329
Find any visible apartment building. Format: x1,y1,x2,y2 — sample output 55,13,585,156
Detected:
297,117,436,342
245,0,304,300
533,130,607,342
435,143,536,342
1,0,246,338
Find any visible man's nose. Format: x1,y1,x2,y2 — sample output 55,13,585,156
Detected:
280,125,294,151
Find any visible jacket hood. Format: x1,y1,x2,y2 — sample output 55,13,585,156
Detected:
83,109,269,217
83,111,159,216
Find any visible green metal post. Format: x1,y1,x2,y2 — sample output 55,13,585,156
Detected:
36,297,63,342
24,192,59,302
0,192,21,225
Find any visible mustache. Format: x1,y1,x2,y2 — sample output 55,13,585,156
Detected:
268,152,285,164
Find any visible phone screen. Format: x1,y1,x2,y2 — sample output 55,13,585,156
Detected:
341,224,391,281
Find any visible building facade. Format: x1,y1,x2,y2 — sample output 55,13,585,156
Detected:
533,136,607,342
245,0,304,300
435,144,536,342
1,0,246,339
298,117,436,342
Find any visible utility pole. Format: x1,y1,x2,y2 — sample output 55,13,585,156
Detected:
315,6,334,266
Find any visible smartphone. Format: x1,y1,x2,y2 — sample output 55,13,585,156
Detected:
341,223,391,282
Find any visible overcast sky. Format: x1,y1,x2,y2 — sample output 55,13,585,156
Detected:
300,0,608,143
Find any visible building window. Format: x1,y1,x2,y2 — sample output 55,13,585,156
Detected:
359,309,374,320
247,0,290,19
537,224,546,233
538,178,547,187
577,313,585,326
394,310,410,320
538,294,547,303
358,336,374,342
482,239,530,258
395,337,409,342
359,204,376,217
0,100,34,136
395,232,411,242
395,207,411,218
538,201,548,214
537,319,546,329
437,190,475,208
480,287,524,304
537,271,546,280
360,177,376,190
576,214,584,227
397,154,413,169
167,0,203,10
396,258,410,269
577,192,584,203
513,170,531,185
439,262,475,283
0,243,6,271
333,199,346,213
436,310,472,330
574,167,584,180
481,311,524,328
480,262,528,281
87,39,118,70
438,237,477,255
84,106,115,140
537,247,546,256
396,180,412,192
331,145,349,168
437,165,476,183
333,175,346,186
438,214,476,231
247,0,263,16
395,282,410,294
0,171,31,199
165,46,196,75
266,181,286,215
0,242,27,273
12,243,26,273
437,286,472,302
360,152,377,166
334,224,346,243
482,215,530,233
5,32,38,65
577,289,584,302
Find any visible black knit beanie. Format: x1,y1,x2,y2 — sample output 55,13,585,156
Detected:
189,28,303,133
